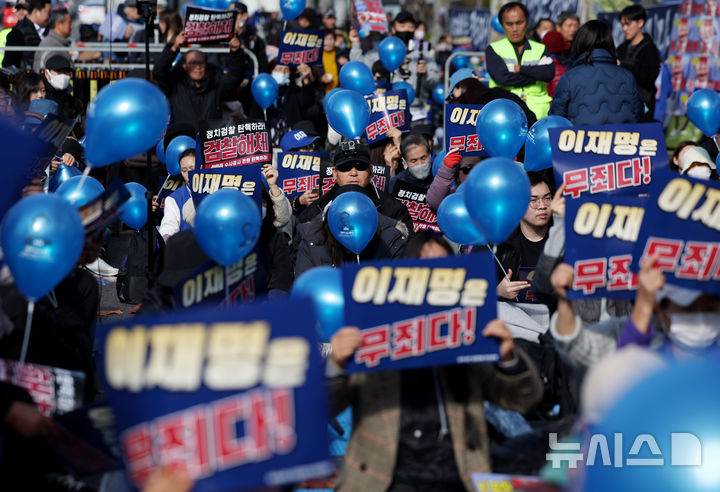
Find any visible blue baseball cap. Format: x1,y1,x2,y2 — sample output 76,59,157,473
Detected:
24,98,58,126
446,68,475,101
280,129,319,152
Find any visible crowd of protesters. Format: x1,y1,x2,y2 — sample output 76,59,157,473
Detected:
0,0,718,490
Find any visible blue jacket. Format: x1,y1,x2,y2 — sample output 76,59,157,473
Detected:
549,49,645,126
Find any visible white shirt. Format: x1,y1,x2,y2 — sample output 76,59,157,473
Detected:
34,22,45,41
158,195,181,239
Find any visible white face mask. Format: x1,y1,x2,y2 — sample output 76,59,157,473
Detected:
47,72,70,90
272,71,290,86
414,29,425,40
408,161,431,179
668,313,720,349
262,205,267,219
686,166,712,180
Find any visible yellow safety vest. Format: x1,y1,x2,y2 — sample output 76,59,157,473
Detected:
488,37,552,119
0,28,10,66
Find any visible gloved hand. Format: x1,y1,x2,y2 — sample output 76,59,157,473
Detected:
443,148,462,168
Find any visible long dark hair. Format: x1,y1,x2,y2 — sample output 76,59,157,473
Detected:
571,20,616,65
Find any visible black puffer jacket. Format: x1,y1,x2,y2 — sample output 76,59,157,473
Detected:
153,43,246,132
2,17,43,68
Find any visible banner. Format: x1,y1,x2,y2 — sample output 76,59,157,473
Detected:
156,174,185,209
632,169,720,295
351,0,388,36
391,179,440,232
199,118,271,169
277,30,324,66
448,8,491,50
78,177,131,236
183,6,237,44
189,165,262,209
172,250,267,309
319,161,389,195
277,151,330,198
565,195,647,300
341,254,500,373
445,104,487,157
364,89,411,144
0,358,85,416
598,2,680,59
549,123,668,200
96,300,333,491
524,0,579,24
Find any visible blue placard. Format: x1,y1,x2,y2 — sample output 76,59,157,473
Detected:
95,300,333,491
78,177,131,236
565,194,648,300
277,30,324,66
549,123,668,200
364,89,411,144
189,165,263,209
448,8,491,50
341,254,500,373
631,169,720,295
444,104,488,157
598,2,680,59
156,174,185,209
276,151,329,198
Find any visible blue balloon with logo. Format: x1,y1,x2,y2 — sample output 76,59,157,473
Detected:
84,78,170,168
432,149,447,177
476,98,528,159
432,83,445,105
686,89,720,136
251,73,279,111
165,135,195,176
55,175,104,207
437,192,487,246
392,81,415,105
327,191,378,254
48,164,82,192
0,194,85,301
280,0,305,21
491,14,504,34
524,115,572,171
464,157,530,243
155,139,166,165
291,266,344,340
194,188,261,266
120,182,148,230
339,61,376,95
325,89,371,140
378,36,407,72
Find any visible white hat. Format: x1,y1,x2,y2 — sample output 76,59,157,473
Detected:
656,283,703,307
679,146,715,173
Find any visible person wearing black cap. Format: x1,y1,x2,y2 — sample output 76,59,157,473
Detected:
2,0,50,68
232,2,268,72
295,141,414,236
42,54,82,119
322,8,336,30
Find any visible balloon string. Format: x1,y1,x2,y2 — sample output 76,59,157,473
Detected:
224,266,230,309
159,174,169,190
486,244,509,278
20,301,35,364
70,166,92,206
47,289,58,309
356,254,360,264
263,109,267,121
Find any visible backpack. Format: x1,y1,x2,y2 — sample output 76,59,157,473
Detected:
116,229,164,304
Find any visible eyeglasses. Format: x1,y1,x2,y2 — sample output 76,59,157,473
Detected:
335,161,370,173
529,195,552,209
186,60,206,67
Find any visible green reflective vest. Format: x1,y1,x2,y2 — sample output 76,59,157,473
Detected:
488,37,552,119
0,28,10,66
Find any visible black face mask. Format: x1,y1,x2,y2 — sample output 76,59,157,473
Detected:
395,31,413,44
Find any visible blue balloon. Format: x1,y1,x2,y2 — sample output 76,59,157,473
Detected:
323,87,342,112
464,157,530,243
0,194,84,300
437,193,487,246
155,139,166,165
339,61,376,95
251,73,279,111
291,266,344,341
325,89,371,140
524,115,572,171
378,36,407,72
85,78,170,168
585,358,720,492
432,149,447,177
686,89,720,136
327,191,378,254
165,136,195,176
55,175,104,207
194,188,261,266
476,98,528,159
432,83,445,105
392,81,415,105
121,182,148,230
491,14,504,34
452,51,470,69
48,164,81,192
280,0,305,21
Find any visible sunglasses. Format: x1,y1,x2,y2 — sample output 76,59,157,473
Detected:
459,165,474,174
335,161,370,173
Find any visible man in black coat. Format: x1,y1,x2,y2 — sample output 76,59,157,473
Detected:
2,0,51,69
617,4,660,122
153,32,246,133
